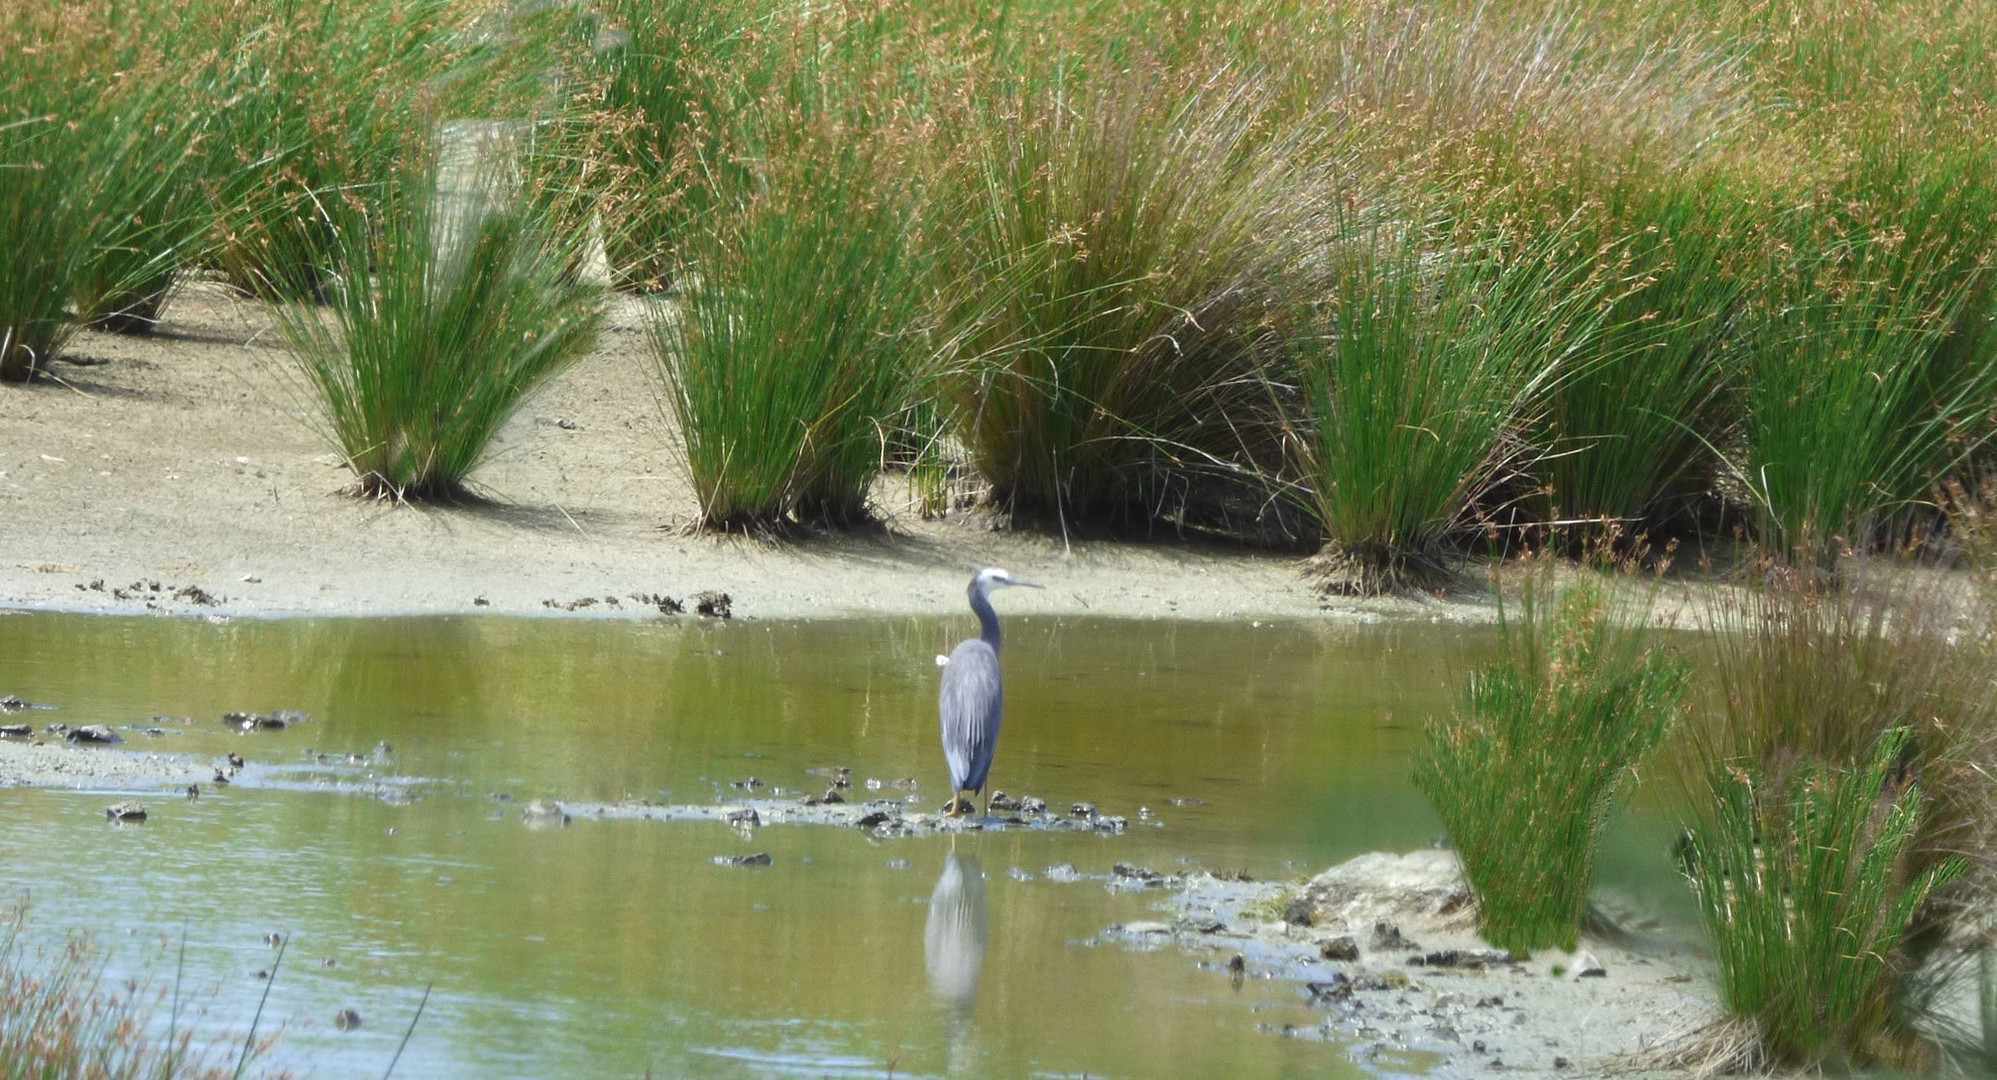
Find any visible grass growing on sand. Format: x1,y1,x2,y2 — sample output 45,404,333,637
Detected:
1679,729,1966,1071
1291,224,1617,592
1413,573,1687,954
268,141,601,502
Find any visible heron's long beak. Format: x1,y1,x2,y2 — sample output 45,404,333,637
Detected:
1011,578,1044,589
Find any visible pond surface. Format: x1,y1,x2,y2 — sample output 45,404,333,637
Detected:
0,611,1690,1078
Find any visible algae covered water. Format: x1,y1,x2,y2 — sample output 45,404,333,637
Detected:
0,612,1686,1078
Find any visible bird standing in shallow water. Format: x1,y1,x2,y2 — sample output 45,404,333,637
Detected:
938,567,1041,817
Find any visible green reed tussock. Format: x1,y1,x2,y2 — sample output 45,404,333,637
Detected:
1414,573,1687,954
1291,223,1618,590
1680,729,1965,1071
940,62,1324,526
0,6,202,381
268,142,601,502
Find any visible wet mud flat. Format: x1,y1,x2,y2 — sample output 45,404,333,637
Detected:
1084,850,1709,1078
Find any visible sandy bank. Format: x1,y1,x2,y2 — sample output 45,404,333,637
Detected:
0,281,1498,624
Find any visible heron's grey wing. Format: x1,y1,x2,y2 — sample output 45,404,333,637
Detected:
939,640,1002,791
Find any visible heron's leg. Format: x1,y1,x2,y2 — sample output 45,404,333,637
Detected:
981,789,992,817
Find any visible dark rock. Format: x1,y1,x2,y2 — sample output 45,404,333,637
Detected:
1019,795,1047,814
0,723,31,737
712,852,771,868
1553,1057,1570,1069
1228,953,1246,987
212,769,230,785
1410,949,1517,970
854,809,893,829
185,785,199,801
224,711,298,732
0,695,35,712
1178,916,1227,934
1111,863,1169,888
729,777,764,790
1095,815,1129,834
987,791,1020,812
66,725,119,744
1069,802,1098,819
725,808,760,828
1283,897,1315,927
1371,921,1419,951
819,787,844,805
1319,936,1359,961
694,591,732,618
334,1009,361,1031
226,752,245,769
105,801,146,822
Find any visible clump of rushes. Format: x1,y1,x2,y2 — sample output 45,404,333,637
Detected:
0,6,200,380
654,138,932,530
1413,571,1688,955
268,138,601,502
1290,222,1616,592
1536,172,1748,530
0,903,274,1078
942,63,1322,526
578,0,770,290
1679,729,1966,1071
1738,240,1994,560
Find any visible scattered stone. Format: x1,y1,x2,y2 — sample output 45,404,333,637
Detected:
0,695,40,712
224,711,305,732
1019,795,1047,814
1095,815,1129,834
186,785,199,801
694,591,732,618
1573,951,1607,979
853,809,894,830
1119,921,1172,937
1410,949,1517,970
1319,936,1359,961
66,725,119,745
817,787,844,805
884,858,910,870
1177,916,1227,934
724,808,760,828
1228,953,1246,986
987,791,1020,812
1044,863,1082,883
226,752,245,769
1283,897,1315,927
335,1009,361,1031
172,584,219,606
263,932,283,947
629,592,685,615
1111,863,1170,889
522,800,570,827
712,852,772,868
1008,867,1035,883
0,723,31,737
729,777,764,790
105,801,146,822
1370,922,1419,952
1553,1057,1570,1069
1069,802,1098,819
212,770,230,786
1168,795,1205,807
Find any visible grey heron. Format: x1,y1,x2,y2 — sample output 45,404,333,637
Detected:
938,567,1041,817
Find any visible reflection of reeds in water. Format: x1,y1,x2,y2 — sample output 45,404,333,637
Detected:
924,853,988,1012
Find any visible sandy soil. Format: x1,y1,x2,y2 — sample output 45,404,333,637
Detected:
1,280,1471,623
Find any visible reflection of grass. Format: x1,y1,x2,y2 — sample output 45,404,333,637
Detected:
0,903,280,1079
1680,729,1964,1070
1414,573,1686,954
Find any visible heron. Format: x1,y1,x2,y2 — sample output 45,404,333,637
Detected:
938,567,1041,817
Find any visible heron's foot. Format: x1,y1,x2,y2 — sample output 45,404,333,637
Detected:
941,796,968,817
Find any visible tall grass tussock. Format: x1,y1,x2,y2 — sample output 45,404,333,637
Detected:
268,138,601,502
1414,567,1688,954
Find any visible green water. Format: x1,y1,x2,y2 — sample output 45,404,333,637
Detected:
0,612,1687,1078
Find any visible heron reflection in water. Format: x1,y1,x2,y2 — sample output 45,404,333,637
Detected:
924,851,989,1071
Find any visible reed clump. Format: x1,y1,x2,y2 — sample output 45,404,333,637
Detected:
268,138,601,502
0,903,281,1079
938,60,1324,528
0,5,202,381
1677,560,1997,1069
1413,569,1688,954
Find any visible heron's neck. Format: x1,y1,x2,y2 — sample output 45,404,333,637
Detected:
968,580,1001,651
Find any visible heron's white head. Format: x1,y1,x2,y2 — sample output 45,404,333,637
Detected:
974,567,1042,591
